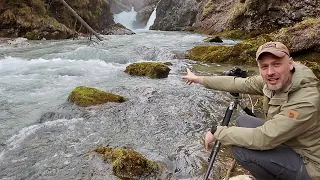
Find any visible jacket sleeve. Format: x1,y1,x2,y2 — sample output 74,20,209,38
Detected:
213,101,318,150
203,75,264,95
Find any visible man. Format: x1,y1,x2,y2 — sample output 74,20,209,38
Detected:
182,42,320,180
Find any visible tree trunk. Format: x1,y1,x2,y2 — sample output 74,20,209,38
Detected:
58,0,104,41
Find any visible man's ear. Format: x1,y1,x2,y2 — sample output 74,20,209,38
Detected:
289,57,294,70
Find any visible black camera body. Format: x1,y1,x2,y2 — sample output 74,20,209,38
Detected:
223,67,247,78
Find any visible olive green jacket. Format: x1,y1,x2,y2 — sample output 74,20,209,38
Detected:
203,63,320,179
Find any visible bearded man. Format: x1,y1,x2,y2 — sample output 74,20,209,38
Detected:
182,42,320,180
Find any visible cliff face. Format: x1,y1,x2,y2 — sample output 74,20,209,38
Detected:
194,0,320,34
150,0,319,35
0,0,131,40
0,0,75,39
151,0,199,31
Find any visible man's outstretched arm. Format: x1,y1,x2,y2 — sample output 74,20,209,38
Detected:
182,68,264,95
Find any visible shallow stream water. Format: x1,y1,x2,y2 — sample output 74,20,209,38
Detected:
0,30,254,179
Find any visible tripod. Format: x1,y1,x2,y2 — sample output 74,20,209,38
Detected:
203,92,255,180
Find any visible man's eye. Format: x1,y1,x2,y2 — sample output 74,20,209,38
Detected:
260,66,267,70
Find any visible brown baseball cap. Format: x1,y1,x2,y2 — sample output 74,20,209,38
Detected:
256,42,290,60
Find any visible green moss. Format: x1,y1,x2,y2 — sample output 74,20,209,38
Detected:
187,45,233,63
270,18,320,47
293,51,320,63
67,86,127,107
282,18,320,34
94,146,158,179
124,62,171,79
228,2,247,21
213,29,271,39
25,29,40,40
163,62,173,66
299,61,320,80
188,34,272,65
202,0,214,16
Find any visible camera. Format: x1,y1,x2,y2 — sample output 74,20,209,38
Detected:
223,67,247,78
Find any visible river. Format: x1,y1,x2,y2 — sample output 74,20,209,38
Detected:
0,30,249,179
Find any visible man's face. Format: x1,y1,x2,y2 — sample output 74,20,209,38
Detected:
258,53,294,91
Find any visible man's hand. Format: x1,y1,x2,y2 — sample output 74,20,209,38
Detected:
181,68,204,85
205,131,216,151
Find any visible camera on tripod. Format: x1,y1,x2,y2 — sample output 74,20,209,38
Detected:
223,67,247,78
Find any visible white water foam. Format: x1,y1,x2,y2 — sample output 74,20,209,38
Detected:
113,7,137,30
0,118,83,161
145,8,157,30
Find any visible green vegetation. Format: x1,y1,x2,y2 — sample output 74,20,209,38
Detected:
0,0,74,39
68,86,127,107
95,146,158,179
0,0,111,39
188,18,320,70
202,0,214,16
124,62,171,79
272,18,320,47
300,61,320,80
212,29,271,40
188,34,272,65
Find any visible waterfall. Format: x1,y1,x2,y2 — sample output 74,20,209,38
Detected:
145,8,157,30
113,7,137,30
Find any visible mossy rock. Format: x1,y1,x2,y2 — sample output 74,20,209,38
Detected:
204,36,223,43
124,62,171,79
163,62,173,66
187,34,272,65
188,19,320,66
299,61,320,80
95,146,158,179
212,29,272,40
68,86,127,107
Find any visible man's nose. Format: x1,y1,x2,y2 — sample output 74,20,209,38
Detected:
267,66,275,75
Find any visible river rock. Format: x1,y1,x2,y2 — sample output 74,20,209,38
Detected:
187,18,320,68
101,23,135,35
204,36,223,43
68,86,127,107
94,146,158,179
125,62,171,78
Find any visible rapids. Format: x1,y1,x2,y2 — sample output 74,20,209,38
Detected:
0,30,242,179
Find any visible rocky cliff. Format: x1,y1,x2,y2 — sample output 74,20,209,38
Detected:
150,0,320,36
194,0,320,35
151,0,199,31
0,0,132,40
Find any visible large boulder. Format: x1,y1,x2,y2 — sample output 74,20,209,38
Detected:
94,146,158,179
124,62,171,78
68,86,127,107
187,18,320,78
101,23,135,35
0,0,76,40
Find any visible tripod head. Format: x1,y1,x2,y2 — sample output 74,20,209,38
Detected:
223,67,247,97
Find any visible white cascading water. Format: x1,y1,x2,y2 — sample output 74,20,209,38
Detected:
113,7,137,30
145,8,157,30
